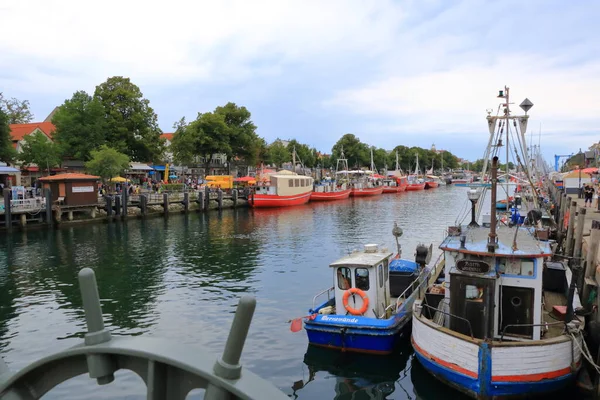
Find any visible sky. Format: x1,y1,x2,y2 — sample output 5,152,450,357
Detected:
0,0,599,165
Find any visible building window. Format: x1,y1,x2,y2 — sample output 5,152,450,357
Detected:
355,268,369,291
337,267,351,290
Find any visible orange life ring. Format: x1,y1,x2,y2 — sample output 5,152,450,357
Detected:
342,288,369,315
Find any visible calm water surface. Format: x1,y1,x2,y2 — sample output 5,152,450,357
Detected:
0,186,574,399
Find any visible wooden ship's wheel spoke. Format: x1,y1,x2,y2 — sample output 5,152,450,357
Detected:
0,268,289,400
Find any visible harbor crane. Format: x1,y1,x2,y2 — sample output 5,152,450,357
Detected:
554,153,573,171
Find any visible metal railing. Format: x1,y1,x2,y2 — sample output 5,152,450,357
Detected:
0,198,46,214
312,286,335,311
420,303,475,339
499,321,566,341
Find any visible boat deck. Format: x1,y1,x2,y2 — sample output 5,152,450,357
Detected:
542,290,569,339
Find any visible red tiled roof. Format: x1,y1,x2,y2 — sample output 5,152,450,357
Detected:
9,122,56,142
39,173,99,181
160,133,174,141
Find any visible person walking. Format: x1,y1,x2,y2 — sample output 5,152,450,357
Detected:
584,184,595,207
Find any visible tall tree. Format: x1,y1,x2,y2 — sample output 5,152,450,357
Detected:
85,145,131,183
214,102,261,166
0,108,16,163
52,90,107,160
18,133,62,171
267,139,290,168
331,134,369,168
286,139,315,168
94,76,164,162
0,93,34,124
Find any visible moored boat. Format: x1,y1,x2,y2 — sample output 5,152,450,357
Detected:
411,87,584,399
424,175,440,189
382,176,408,193
250,170,313,208
310,186,351,201
301,224,442,355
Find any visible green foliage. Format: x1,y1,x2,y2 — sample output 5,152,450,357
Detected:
171,112,230,175
286,139,315,168
19,133,61,170
0,93,33,124
331,134,369,168
94,76,164,162
0,108,16,163
52,90,107,160
267,139,290,168
162,183,185,191
85,145,131,182
214,102,261,166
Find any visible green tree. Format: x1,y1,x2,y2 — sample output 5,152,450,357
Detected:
372,147,389,172
19,133,62,172
94,76,164,162
214,102,261,167
0,93,34,124
170,117,195,166
0,108,16,163
331,134,369,168
267,139,290,168
85,145,131,183
52,91,107,160
286,139,315,168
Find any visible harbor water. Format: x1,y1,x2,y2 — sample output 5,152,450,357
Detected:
0,186,576,399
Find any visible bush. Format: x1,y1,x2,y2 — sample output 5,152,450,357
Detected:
162,183,185,192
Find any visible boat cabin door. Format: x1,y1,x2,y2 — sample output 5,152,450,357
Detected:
334,261,390,318
449,273,495,339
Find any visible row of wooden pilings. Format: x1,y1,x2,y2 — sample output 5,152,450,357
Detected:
547,183,600,313
104,187,242,218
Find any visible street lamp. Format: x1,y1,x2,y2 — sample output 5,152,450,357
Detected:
467,189,481,227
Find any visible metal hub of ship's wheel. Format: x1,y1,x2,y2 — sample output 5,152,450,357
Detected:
0,268,289,400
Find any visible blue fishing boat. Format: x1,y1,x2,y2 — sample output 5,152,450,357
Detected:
301,224,443,355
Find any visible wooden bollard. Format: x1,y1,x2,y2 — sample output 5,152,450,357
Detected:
217,189,223,210
122,190,128,219
232,189,238,208
163,193,169,216
114,195,121,216
140,194,147,216
105,196,113,217
205,186,210,209
45,188,53,225
583,220,600,311
198,191,204,211
566,200,577,256
183,192,189,213
3,188,11,229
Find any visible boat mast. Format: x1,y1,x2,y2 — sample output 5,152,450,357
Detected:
370,148,377,174
395,151,400,171
505,86,510,196
292,146,297,174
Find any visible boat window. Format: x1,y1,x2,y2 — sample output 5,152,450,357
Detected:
300,179,305,187
465,284,483,302
355,268,369,290
295,179,300,187
378,264,383,288
337,267,351,290
289,180,294,187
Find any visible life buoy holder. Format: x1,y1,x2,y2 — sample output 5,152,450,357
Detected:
342,288,369,315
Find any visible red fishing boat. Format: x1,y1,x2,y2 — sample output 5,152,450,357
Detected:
311,151,352,201
424,175,440,189
350,185,384,196
250,171,313,208
382,176,408,193
310,187,352,201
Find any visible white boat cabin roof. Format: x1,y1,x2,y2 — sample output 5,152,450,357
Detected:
329,244,393,268
440,225,552,257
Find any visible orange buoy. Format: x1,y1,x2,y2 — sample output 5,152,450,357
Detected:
342,288,369,315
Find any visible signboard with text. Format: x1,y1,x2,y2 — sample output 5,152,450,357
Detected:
456,259,490,274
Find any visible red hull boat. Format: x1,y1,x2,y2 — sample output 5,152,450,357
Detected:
406,183,426,191
350,186,384,197
251,191,312,208
425,181,439,189
310,188,352,201
382,186,403,193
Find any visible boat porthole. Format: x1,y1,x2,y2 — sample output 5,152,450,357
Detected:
511,296,522,307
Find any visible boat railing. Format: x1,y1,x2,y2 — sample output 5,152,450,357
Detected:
499,321,566,342
419,303,474,339
312,286,335,311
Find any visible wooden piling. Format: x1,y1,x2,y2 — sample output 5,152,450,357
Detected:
554,190,562,223
45,188,52,225
560,194,569,233
105,196,113,217
140,194,147,216
114,196,121,217
198,191,204,211
583,220,600,311
19,214,26,227
163,193,169,216
205,186,210,210
574,207,587,261
566,200,577,256
183,192,189,213
122,190,128,219
232,189,238,208
218,189,223,210
3,188,11,230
